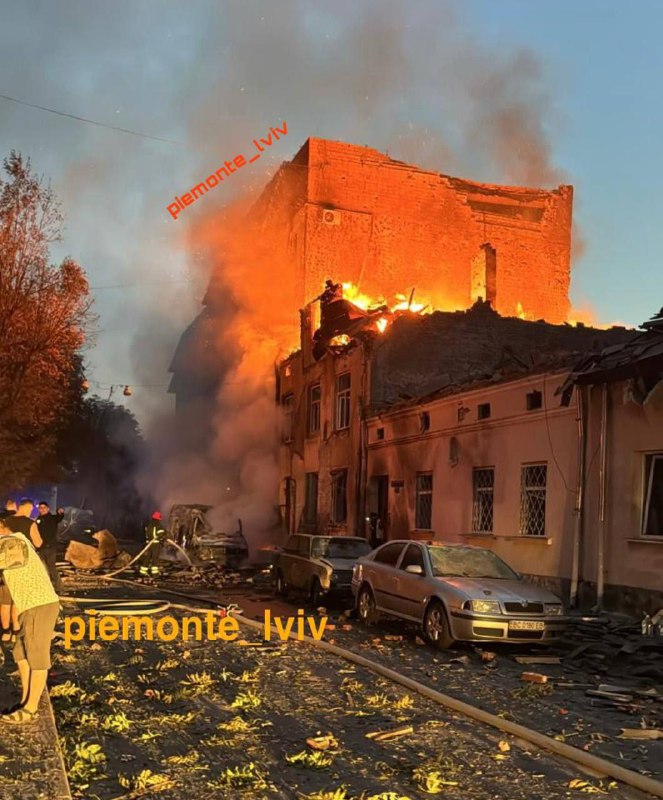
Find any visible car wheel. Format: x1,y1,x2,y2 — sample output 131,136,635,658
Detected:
274,570,287,597
357,585,379,625
310,578,323,608
423,600,454,649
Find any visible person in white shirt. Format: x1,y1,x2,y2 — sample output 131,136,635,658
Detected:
0,518,59,724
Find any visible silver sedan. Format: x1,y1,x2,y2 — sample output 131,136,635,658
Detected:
352,540,567,648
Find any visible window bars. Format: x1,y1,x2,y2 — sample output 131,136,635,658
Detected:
520,464,547,536
472,468,494,533
415,473,433,530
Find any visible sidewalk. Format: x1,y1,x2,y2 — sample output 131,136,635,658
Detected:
0,653,71,800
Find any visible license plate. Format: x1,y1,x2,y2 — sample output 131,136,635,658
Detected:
509,620,545,631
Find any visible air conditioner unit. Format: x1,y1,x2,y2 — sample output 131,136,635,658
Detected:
322,209,341,226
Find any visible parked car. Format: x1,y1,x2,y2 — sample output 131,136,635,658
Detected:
272,534,373,606
164,504,248,568
352,540,567,648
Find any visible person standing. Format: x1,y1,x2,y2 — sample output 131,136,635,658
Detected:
0,518,60,724
140,511,166,577
2,500,42,642
35,502,64,594
0,500,18,639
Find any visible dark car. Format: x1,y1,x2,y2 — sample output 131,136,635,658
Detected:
352,540,567,648
272,534,373,606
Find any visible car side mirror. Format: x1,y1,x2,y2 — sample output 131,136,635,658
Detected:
405,564,424,575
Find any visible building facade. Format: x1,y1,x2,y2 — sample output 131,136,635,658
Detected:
276,291,635,611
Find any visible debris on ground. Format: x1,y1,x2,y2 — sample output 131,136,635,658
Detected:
521,672,549,684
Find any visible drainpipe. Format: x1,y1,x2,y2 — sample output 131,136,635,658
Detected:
355,343,370,538
569,384,586,608
597,383,609,609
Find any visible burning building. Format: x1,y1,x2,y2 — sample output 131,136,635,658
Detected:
169,136,575,411
166,135,577,553
277,286,633,542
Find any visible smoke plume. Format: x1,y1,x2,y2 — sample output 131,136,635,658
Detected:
142,0,572,550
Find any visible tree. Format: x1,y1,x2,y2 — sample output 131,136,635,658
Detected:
53,397,146,538
0,151,93,490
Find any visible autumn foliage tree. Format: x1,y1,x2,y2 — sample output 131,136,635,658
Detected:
0,151,93,490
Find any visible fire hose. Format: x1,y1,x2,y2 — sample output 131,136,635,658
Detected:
57,576,663,798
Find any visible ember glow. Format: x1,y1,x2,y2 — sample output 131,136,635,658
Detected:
340,281,432,333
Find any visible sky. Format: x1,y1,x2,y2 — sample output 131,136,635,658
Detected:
1,0,662,424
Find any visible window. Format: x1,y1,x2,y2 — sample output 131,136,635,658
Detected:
399,544,425,572
643,454,663,536
419,412,430,432
282,393,294,442
520,464,547,536
415,473,433,530
335,372,351,430
376,427,385,440
307,383,321,435
374,542,406,566
472,468,494,533
331,469,348,524
283,535,299,554
478,403,491,420
283,477,296,534
526,390,542,411
303,472,318,527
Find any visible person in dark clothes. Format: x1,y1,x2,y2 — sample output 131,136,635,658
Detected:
140,511,166,577
0,500,17,520
35,502,64,594
2,500,42,642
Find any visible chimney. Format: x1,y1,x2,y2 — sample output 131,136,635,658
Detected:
471,243,497,307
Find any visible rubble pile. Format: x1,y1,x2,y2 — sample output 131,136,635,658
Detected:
560,614,663,683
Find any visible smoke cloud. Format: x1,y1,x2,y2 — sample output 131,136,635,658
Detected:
142,1,572,550
0,1,574,546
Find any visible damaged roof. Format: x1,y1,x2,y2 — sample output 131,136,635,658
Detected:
368,300,637,411
559,307,663,403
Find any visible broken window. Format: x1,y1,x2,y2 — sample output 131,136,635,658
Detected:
415,473,433,530
307,383,321,435
643,454,663,536
520,464,547,537
335,372,351,430
331,469,348,525
282,393,294,443
472,468,494,533
478,402,491,420
303,472,318,528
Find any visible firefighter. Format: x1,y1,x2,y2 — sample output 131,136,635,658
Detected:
139,512,166,577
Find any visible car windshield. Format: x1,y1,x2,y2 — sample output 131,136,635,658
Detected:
427,546,519,580
311,538,372,559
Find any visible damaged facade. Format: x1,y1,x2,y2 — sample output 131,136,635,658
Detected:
277,288,663,613
169,136,574,410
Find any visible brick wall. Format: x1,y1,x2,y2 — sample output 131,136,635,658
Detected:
258,137,573,323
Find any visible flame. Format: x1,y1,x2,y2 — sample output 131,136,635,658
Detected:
516,300,628,330
341,282,385,311
329,334,352,347
338,282,432,334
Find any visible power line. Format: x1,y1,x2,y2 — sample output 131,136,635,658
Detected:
0,92,181,145
90,280,193,290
